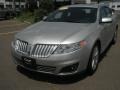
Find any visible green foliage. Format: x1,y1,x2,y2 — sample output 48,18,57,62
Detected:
16,11,35,23
39,0,54,13
16,0,54,23
33,0,54,22
34,9,47,22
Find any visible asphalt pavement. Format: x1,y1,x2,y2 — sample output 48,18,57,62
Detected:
0,20,120,90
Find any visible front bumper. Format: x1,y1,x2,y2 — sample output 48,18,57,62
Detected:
11,44,90,76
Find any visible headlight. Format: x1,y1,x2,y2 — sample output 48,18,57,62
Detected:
54,41,87,54
13,39,19,50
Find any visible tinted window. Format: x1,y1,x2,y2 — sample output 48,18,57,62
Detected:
105,7,112,17
100,6,112,18
44,7,97,23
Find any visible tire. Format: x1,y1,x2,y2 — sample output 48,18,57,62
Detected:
112,30,118,44
87,44,100,75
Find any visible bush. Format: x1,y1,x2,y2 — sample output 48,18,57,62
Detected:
34,0,54,22
16,11,35,23
34,9,47,22
16,0,54,23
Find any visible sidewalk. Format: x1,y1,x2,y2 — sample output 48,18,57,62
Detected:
0,20,30,34
0,20,30,28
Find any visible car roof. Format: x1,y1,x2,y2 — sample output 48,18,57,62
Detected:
63,3,108,9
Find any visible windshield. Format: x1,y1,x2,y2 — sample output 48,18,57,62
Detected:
44,7,97,23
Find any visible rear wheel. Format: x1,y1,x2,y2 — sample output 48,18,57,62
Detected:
87,45,100,75
112,30,118,44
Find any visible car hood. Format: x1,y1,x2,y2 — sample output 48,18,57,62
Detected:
15,21,96,44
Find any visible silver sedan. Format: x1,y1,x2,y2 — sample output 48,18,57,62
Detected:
11,4,118,76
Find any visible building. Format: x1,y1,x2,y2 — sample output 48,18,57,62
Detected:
71,0,91,4
0,0,92,10
0,0,26,9
99,0,120,11
35,0,92,9
110,1,120,11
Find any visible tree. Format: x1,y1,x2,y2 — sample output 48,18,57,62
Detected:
34,0,54,22
39,0,54,12
26,0,38,12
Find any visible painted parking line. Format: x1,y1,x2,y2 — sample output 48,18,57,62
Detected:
0,31,19,35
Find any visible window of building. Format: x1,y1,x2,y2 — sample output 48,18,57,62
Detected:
117,5,120,8
0,4,4,9
21,0,25,2
15,0,20,2
15,5,19,8
112,5,115,8
6,5,12,9
6,0,13,2
21,5,24,8
15,0,25,2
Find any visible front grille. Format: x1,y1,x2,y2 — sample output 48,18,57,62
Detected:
15,40,58,58
16,40,28,54
32,44,58,58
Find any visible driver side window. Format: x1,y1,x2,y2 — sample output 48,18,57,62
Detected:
104,7,112,17
100,7,112,18
100,7,107,18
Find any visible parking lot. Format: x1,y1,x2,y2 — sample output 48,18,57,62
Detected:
0,20,120,90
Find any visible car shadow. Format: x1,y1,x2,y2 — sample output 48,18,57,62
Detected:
16,43,113,84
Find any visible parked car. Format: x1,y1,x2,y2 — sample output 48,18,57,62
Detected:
11,3,118,76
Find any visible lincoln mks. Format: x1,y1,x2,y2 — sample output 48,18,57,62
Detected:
11,4,118,75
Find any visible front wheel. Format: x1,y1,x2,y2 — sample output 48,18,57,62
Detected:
87,45,100,75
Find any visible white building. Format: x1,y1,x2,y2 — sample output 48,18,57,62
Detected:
0,0,26,9
0,0,92,9
71,0,91,4
110,1,120,11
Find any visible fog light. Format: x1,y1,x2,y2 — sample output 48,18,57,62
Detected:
60,63,79,73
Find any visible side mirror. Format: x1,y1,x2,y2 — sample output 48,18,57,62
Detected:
42,16,47,20
100,17,112,23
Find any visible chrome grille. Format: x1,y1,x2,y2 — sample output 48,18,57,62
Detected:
32,44,58,58
15,40,28,54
